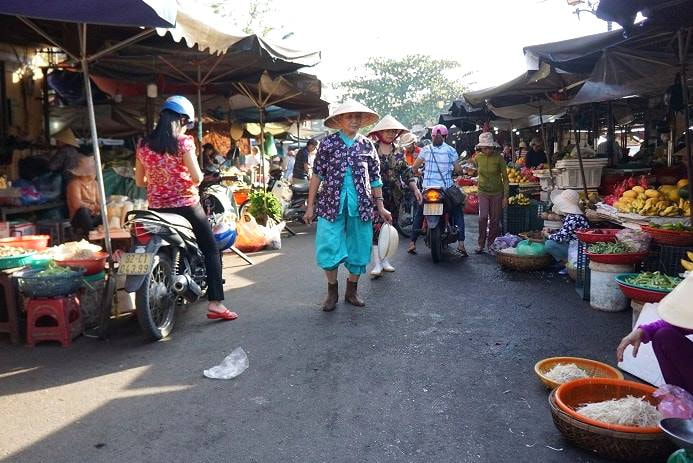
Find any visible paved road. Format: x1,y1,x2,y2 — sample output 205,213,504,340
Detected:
0,219,633,463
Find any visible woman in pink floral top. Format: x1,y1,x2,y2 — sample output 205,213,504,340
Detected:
136,96,237,321
304,100,392,311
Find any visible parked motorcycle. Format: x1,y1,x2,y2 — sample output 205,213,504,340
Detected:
421,187,459,263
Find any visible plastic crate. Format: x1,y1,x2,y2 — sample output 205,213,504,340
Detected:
554,159,608,189
643,243,692,276
503,200,544,234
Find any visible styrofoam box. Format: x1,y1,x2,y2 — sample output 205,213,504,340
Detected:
555,165,605,189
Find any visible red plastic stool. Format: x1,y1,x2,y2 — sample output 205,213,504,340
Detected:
26,295,82,347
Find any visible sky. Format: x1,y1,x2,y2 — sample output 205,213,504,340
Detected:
213,0,614,101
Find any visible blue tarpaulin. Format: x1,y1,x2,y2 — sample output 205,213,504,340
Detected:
0,0,176,28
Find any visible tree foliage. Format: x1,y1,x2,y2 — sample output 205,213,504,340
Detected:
205,0,276,35
337,55,469,128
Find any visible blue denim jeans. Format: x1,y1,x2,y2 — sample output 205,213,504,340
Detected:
544,239,569,261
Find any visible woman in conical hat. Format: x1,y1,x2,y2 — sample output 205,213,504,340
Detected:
304,100,392,311
366,115,414,278
617,273,693,394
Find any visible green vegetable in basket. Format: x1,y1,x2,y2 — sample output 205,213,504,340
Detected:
649,223,693,232
587,242,632,254
37,262,74,277
624,272,682,291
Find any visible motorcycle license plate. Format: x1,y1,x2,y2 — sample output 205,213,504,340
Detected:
118,253,154,275
423,203,444,216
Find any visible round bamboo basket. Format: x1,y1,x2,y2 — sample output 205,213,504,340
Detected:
497,247,553,271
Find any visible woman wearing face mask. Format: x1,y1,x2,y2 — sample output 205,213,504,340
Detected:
135,96,237,321
303,100,392,311
367,115,414,277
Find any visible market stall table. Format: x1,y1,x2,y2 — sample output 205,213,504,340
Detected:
0,201,65,222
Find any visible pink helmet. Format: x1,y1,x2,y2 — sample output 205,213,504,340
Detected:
431,124,448,136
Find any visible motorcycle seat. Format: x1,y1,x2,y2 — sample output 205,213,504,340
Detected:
291,182,309,193
131,210,193,231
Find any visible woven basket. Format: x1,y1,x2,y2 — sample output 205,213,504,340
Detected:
534,357,624,389
548,390,674,462
497,248,553,271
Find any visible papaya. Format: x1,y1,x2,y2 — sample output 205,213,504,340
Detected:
659,185,676,193
632,185,645,194
667,189,681,202
644,189,660,198
677,178,689,189
622,190,637,199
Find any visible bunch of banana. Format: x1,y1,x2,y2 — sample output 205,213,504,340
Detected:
678,198,691,216
508,193,530,206
681,251,693,272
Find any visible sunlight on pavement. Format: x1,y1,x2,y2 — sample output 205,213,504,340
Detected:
0,365,192,459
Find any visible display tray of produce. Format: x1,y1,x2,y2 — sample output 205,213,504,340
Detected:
55,251,108,276
641,223,693,246
586,242,648,265
534,356,623,390
14,263,85,297
0,235,50,251
0,245,35,270
548,388,673,463
576,228,620,244
615,272,682,303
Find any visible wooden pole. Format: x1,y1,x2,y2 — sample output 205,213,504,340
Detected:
571,111,590,202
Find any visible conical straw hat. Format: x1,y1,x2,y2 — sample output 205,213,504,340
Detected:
378,223,399,260
367,114,409,136
324,99,379,129
53,127,79,147
658,273,693,329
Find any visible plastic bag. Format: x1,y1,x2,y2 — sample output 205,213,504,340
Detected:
261,218,285,250
203,347,249,380
616,228,651,253
235,213,267,252
464,194,479,214
516,239,547,256
489,233,521,254
568,240,579,267
654,384,693,419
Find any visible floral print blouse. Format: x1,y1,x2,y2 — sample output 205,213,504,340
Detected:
314,132,382,222
548,213,590,243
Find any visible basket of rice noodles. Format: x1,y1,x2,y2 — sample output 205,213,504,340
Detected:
535,357,624,389
555,378,663,434
549,389,674,462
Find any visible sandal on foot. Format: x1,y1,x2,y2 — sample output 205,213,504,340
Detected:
407,244,417,255
457,248,469,257
207,309,238,321
475,246,484,254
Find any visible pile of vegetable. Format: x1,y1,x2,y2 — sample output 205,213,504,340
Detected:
587,242,632,254
648,223,693,232
0,244,30,257
36,240,102,261
624,272,682,291
544,363,589,383
576,396,662,427
36,261,75,277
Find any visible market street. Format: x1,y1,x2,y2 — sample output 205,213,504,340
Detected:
0,220,630,463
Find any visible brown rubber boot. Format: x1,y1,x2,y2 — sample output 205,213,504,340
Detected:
322,282,338,312
344,280,365,307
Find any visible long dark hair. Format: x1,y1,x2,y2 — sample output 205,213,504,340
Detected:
143,109,184,155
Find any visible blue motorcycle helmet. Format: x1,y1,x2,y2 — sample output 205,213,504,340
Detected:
212,220,237,251
162,95,196,130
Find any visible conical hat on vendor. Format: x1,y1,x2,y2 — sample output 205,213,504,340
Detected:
324,99,379,130
53,127,79,148
657,273,693,329
68,155,96,177
367,115,409,137
553,189,583,215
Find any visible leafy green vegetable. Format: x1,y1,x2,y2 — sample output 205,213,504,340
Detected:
588,242,632,254
247,190,282,225
37,262,74,277
624,272,682,291
649,223,693,232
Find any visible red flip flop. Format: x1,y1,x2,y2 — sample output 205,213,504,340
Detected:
207,309,238,321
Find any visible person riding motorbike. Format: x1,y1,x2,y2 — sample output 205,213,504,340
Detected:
408,124,467,256
135,95,237,321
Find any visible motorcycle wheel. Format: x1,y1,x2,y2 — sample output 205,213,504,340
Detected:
395,200,414,238
136,251,176,341
429,224,443,263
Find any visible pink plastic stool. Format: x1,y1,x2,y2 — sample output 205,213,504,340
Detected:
26,295,82,347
